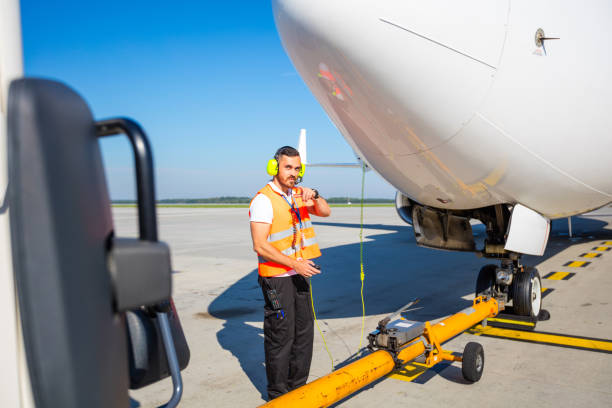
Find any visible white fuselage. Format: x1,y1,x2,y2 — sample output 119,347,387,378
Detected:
273,0,612,219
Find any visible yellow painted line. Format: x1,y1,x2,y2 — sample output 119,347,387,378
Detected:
388,362,428,382
543,271,575,281
469,325,612,354
580,252,601,258
541,287,554,298
487,317,535,327
563,261,590,268
593,246,611,252
602,241,612,245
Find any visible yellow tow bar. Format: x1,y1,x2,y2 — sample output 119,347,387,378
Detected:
259,297,500,408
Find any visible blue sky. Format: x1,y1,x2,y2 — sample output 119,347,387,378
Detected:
20,0,395,199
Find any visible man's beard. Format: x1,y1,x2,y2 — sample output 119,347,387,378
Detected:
281,177,295,189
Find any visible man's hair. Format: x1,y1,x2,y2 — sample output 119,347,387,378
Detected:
274,146,300,162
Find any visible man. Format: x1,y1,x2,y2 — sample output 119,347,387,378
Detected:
249,146,331,400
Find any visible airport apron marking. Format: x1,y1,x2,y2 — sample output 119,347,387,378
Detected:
541,287,554,298
487,317,535,328
563,261,590,268
580,252,601,258
601,241,612,245
543,271,575,281
388,361,451,384
469,325,612,354
388,362,429,382
592,246,611,251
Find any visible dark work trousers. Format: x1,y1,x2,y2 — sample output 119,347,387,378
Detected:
259,274,314,400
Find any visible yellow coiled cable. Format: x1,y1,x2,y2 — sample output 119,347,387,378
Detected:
358,162,366,351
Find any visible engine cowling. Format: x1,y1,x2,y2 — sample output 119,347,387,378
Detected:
395,191,476,252
395,191,414,225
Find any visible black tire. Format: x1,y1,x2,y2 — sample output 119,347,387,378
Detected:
512,267,542,317
462,342,484,383
475,264,497,297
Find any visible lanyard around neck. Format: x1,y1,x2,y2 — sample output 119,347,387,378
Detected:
281,193,303,229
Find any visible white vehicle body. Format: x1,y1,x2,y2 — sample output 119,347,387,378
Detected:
272,0,612,219
0,0,32,405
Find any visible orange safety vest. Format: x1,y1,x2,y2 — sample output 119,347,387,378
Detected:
251,184,321,277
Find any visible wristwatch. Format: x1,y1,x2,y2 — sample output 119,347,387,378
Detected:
313,189,320,199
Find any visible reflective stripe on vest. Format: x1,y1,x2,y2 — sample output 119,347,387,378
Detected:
253,184,321,277
267,219,314,243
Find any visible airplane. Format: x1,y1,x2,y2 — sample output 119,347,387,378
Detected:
272,0,612,319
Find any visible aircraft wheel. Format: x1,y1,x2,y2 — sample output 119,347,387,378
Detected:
475,264,498,297
462,342,484,382
512,267,542,317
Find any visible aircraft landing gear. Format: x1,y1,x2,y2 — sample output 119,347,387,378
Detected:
475,260,542,318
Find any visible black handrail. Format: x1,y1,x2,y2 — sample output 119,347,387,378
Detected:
96,118,158,242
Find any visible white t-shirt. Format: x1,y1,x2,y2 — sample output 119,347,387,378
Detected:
250,182,298,277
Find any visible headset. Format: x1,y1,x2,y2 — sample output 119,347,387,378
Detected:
266,146,305,181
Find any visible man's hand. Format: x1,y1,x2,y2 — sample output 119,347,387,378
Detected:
300,187,331,217
293,258,321,277
301,187,317,202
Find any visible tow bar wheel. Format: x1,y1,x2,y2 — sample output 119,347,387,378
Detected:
462,342,484,382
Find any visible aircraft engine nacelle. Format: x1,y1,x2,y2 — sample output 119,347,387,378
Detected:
394,191,414,225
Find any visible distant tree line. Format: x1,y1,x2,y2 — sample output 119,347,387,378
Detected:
112,196,393,204
324,197,393,203
160,197,252,204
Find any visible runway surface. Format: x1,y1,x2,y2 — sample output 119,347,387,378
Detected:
123,206,612,407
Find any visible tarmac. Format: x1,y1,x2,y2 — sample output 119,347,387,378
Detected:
123,205,612,407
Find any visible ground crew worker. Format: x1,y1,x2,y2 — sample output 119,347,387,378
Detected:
249,146,331,400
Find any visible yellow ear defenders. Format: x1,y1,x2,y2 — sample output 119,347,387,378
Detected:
266,148,305,179
266,158,281,176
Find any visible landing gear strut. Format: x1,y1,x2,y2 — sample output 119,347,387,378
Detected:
474,204,544,318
